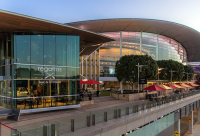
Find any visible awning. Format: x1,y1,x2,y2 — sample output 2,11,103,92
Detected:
182,83,193,88
166,84,178,89
187,83,196,87
143,85,165,91
159,84,172,90
172,84,184,89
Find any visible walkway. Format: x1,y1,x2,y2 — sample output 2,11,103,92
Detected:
184,123,200,136
0,96,145,128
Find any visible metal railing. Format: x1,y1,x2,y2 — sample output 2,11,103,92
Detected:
3,90,200,136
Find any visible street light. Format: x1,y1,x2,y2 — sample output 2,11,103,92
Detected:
136,63,147,100
169,70,177,84
183,72,193,83
158,67,164,81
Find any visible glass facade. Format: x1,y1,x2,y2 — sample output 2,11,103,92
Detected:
100,32,187,77
126,112,175,136
0,34,80,110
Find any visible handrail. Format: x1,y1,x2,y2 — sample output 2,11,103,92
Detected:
0,122,15,130
0,94,80,100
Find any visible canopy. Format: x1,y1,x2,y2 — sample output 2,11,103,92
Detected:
192,83,199,86
172,84,184,89
166,84,178,89
187,83,196,87
182,83,192,88
143,85,165,91
80,80,87,84
85,79,101,84
177,84,186,88
159,84,172,90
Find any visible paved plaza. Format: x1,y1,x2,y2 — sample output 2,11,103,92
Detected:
1,96,144,128
184,123,200,136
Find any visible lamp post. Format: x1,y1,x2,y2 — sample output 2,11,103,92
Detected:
136,63,147,100
169,70,176,84
185,72,193,83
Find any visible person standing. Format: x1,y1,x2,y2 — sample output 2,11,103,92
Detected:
37,87,41,96
96,90,100,97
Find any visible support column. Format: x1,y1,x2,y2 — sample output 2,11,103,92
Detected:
198,107,200,124
174,119,180,135
189,111,193,134
96,49,100,90
92,51,96,90
120,31,122,93
140,32,142,55
89,55,92,79
156,34,158,60
85,55,87,89
81,56,83,89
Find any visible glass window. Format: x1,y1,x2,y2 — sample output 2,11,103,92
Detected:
16,65,30,79
141,45,156,60
41,66,56,79
15,35,30,64
56,36,67,66
31,35,43,65
31,65,44,79
67,36,78,67
67,67,76,79
55,66,67,79
44,35,55,65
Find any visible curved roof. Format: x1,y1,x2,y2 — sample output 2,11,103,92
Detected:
67,19,200,62
0,10,114,49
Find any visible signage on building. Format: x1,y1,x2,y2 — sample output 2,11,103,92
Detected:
195,67,200,71
139,78,147,84
36,66,63,79
38,67,62,72
39,81,61,84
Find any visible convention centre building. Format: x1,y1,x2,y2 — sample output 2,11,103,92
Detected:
67,19,200,89
1,9,200,112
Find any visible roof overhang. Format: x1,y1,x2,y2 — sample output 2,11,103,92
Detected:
0,10,114,50
67,19,200,62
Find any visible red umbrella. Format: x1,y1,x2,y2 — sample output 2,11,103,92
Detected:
187,83,196,87
143,85,165,91
193,83,199,86
177,84,186,88
166,84,178,89
80,80,87,84
85,79,101,84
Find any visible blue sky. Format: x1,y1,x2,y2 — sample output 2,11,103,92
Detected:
1,0,200,32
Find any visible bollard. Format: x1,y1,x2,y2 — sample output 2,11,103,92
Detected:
118,109,121,118
0,122,1,136
71,119,74,132
135,105,138,112
126,107,129,115
87,116,90,127
43,126,48,136
104,112,107,122
51,124,55,136
92,114,95,125
114,109,118,118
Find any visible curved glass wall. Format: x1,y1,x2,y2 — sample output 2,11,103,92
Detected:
100,32,187,77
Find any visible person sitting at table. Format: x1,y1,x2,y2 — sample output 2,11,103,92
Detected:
32,85,38,97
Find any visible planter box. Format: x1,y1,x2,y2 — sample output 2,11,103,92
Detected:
110,93,145,101
80,100,94,106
